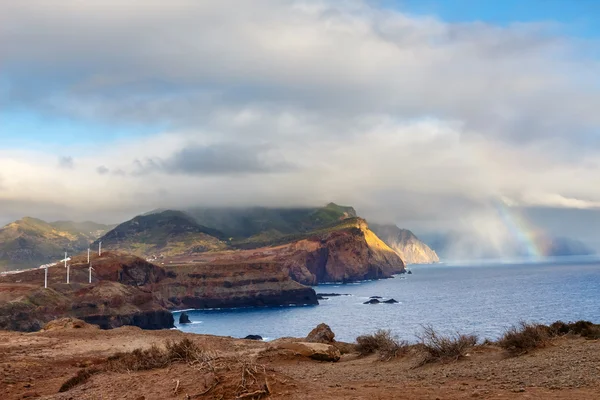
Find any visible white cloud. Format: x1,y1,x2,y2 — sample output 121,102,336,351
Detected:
0,0,599,239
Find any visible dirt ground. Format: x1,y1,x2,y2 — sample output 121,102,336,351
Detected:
1,324,599,400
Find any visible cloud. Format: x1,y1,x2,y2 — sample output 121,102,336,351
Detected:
58,156,74,169
133,143,294,176
0,1,599,248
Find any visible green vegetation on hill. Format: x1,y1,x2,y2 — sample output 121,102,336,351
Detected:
186,202,357,240
95,210,228,257
0,218,112,271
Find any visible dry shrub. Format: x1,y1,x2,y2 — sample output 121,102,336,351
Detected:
106,344,169,372
498,322,550,355
58,368,100,392
356,329,408,361
417,325,477,366
106,338,211,372
549,320,600,339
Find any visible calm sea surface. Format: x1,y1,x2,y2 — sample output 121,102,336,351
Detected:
173,257,600,342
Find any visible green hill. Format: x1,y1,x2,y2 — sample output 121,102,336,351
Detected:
186,202,357,240
0,218,112,271
94,210,228,257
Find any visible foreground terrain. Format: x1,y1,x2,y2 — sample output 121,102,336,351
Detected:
1,321,599,399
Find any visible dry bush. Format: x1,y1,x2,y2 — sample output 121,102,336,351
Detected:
106,338,212,372
549,320,600,339
106,344,169,372
356,329,409,361
417,325,477,366
498,322,550,355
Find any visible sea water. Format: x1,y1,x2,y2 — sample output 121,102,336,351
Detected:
173,257,600,342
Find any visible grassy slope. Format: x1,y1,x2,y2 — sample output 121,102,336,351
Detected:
188,202,358,241
95,210,228,257
0,218,112,271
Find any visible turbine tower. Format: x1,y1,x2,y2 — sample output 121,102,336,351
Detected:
99,241,102,256
44,264,48,289
89,262,94,284
64,252,70,284
88,247,90,263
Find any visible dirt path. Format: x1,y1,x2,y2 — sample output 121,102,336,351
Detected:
1,326,599,399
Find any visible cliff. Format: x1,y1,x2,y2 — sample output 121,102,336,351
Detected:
280,218,406,284
0,252,317,332
370,224,440,264
154,262,318,309
185,218,406,285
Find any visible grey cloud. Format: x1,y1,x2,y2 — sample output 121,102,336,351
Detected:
1,1,599,153
96,165,109,175
133,143,294,176
58,156,74,169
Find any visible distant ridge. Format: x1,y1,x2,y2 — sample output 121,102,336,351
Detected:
370,224,440,264
0,217,112,271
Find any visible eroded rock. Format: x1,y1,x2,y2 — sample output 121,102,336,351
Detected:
306,323,335,344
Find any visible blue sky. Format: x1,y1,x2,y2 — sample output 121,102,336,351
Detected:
388,0,600,37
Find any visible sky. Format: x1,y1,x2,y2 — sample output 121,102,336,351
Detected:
1,0,600,249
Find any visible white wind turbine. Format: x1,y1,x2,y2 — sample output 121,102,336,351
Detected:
63,252,70,284
89,262,94,284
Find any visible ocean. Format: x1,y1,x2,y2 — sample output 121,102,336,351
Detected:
172,257,600,343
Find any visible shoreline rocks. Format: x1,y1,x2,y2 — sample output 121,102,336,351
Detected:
179,312,191,324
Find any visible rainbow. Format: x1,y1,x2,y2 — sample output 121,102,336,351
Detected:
493,200,545,258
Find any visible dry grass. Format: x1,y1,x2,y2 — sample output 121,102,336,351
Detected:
417,325,477,366
106,338,214,372
59,338,272,399
356,329,409,361
497,322,550,355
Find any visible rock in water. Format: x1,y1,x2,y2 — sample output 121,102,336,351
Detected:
383,298,399,304
407,270,413,275
306,323,336,343
244,335,263,340
363,299,381,304
179,312,191,324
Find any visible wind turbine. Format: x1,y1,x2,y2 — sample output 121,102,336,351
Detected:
99,241,102,256
88,247,90,263
89,262,94,284
64,252,70,284
44,264,48,289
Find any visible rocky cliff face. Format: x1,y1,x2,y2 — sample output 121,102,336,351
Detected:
0,252,317,332
279,219,405,284
370,224,439,265
154,262,318,309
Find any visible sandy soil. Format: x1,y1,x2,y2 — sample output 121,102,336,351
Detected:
1,325,599,400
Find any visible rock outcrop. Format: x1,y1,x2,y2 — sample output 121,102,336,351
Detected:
179,312,191,324
279,219,405,284
370,224,439,264
306,323,336,344
270,341,341,362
